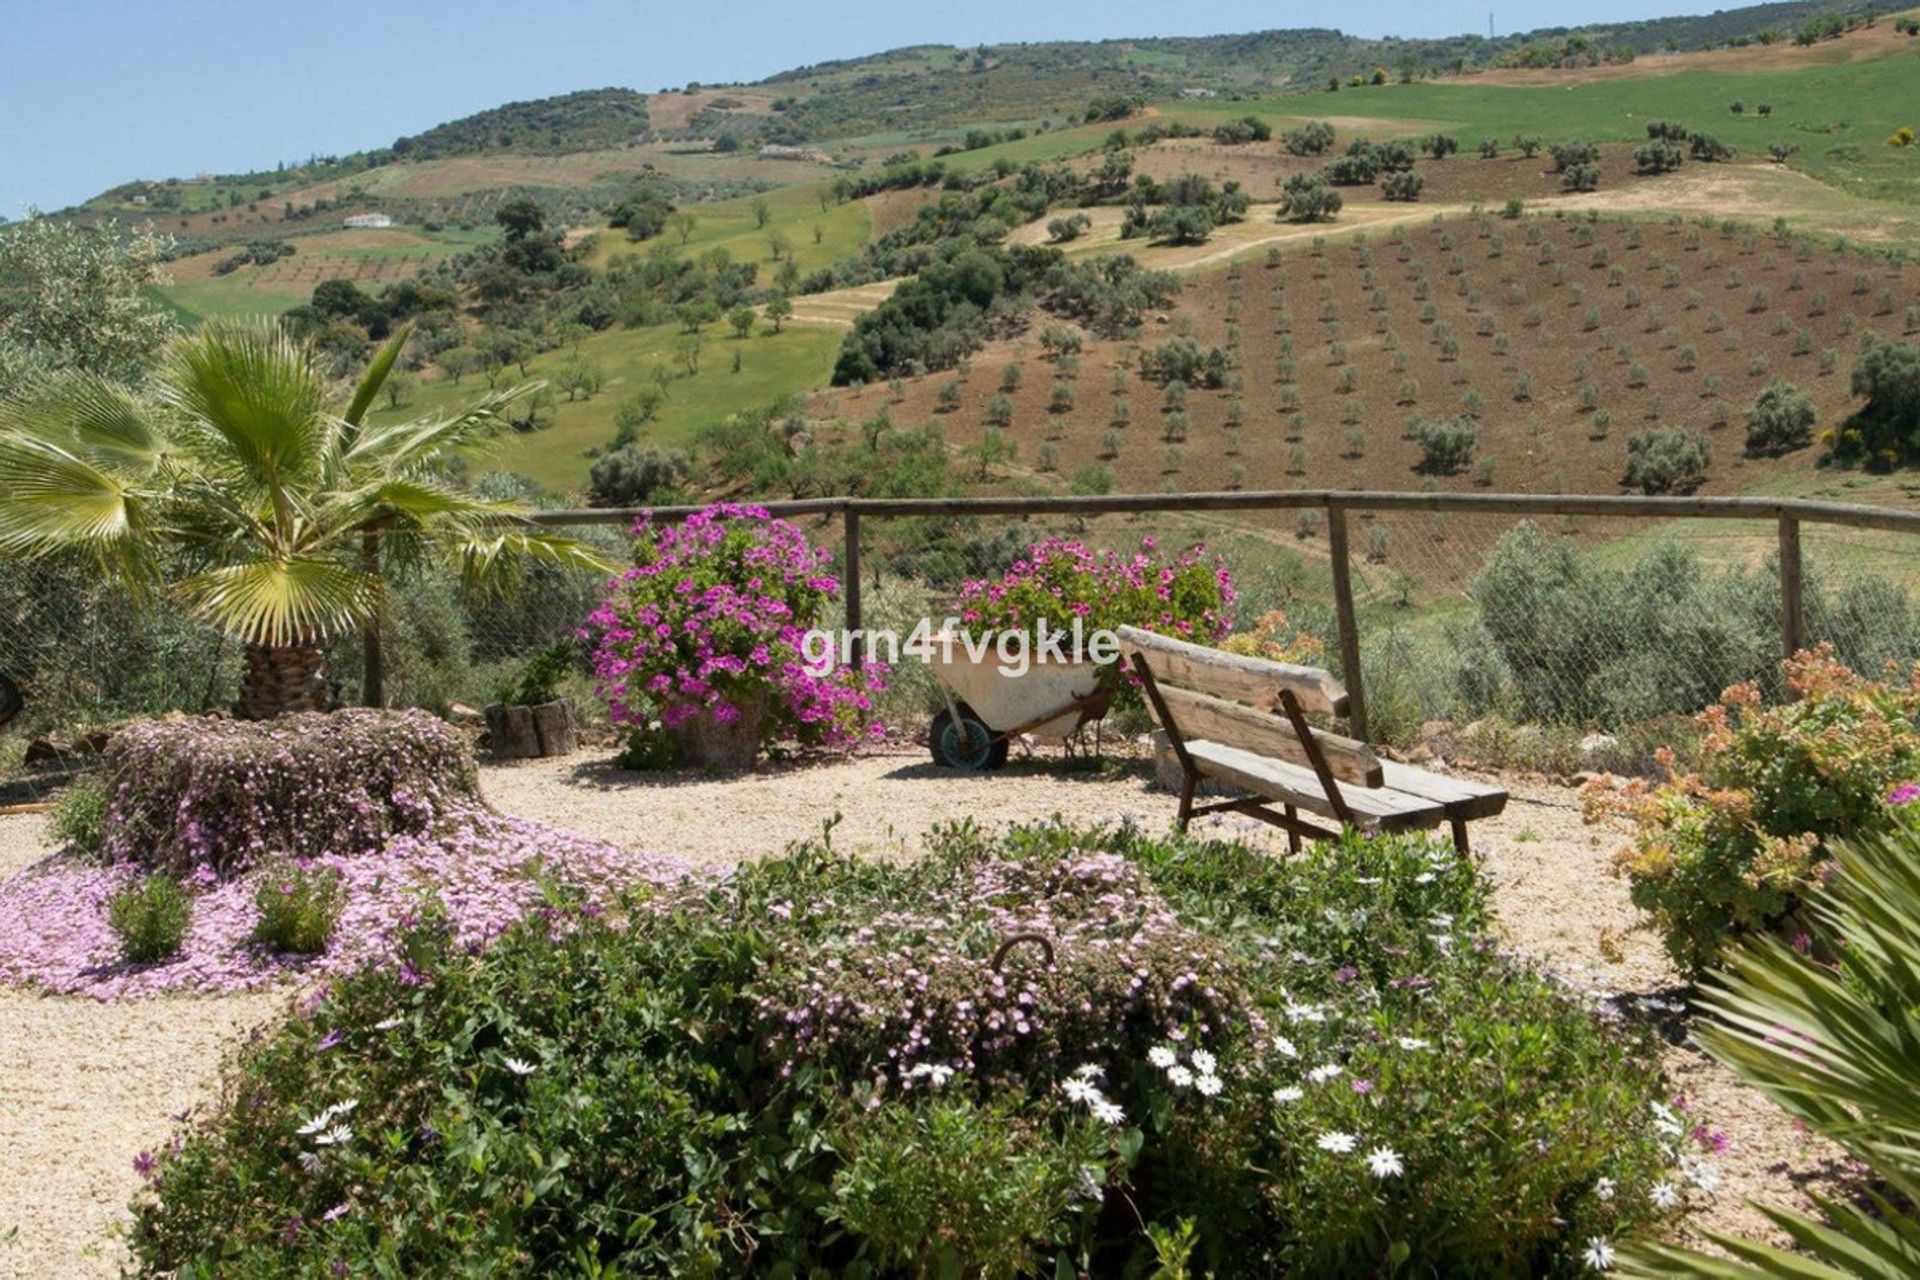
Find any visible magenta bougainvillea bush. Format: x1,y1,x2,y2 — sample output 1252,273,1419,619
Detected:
584,503,884,750
102,710,480,876
956,535,1235,650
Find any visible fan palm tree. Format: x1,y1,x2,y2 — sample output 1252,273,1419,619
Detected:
0,323,611,719
1620,818,1920,1277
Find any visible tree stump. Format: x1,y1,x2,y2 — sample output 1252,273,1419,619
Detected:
530,700,578,757
484,700,576,758
484,704,542,758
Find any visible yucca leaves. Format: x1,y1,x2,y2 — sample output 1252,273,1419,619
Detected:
1620,818,1920,1277
0,324,613,647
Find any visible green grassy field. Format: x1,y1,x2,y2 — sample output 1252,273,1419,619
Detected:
156,228,491,323
581,183,870,278
375,317,844,494
1154,37,1920,206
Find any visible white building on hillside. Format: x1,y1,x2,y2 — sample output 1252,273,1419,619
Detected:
343,212,394,229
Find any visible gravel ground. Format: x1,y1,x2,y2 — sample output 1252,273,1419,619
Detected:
0,747,1849,1274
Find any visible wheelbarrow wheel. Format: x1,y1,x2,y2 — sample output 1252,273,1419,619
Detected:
930,704,1007,772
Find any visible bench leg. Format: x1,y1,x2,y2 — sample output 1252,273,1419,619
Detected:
1450,818,1469,858
1285,804,1301,855
1175,773,1196,832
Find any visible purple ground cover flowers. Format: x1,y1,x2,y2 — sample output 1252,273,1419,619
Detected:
0,711,704,1000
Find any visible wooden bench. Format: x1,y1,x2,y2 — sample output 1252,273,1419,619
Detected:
1117,625,1507,855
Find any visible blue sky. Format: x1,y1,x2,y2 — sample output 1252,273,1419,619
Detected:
3,0,1714,213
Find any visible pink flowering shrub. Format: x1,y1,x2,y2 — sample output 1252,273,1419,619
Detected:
100,710,480,876
1586,645,1920,973
956,536,1234,690
584,503,884,752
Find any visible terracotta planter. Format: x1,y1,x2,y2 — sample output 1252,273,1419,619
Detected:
667,694,770,770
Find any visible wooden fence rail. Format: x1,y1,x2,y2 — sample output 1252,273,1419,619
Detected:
367,491,1918,742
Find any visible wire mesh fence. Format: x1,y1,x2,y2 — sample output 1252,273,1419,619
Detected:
5,494,1920,774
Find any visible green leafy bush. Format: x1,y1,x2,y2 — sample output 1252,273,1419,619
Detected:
1623,427,1709,494
49,778,109,856
1588,646,1920,974
109,874,193,965
1744,378,1815,456
1411,415,1478,474
491,643,573,707
251,861,345,955
130,823,1686,1277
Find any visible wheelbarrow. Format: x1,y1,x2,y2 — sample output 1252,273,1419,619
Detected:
925,630,1112,771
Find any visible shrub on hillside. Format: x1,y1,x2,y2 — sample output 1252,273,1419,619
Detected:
1587,647,1920,974
1830,338,1920,467
1280,119,1336,155
1633,142,1684,174
1278,172,1343,222
1743,378,1816,456
1411,415,1478,474
49,779,109,857
100,710,480,876
1623,427,1710,494
127,822,1688,1276
1138,336,1231,387
1379,170,1425,202
587,444,690,507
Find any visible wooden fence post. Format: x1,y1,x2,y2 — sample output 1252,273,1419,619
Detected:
844,507,863,669
1326,504,1370,743
1778,515,1803,662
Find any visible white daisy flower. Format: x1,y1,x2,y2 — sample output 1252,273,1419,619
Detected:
1397,1037,1429,1051
1316,1131,1359,1154
1194,1074,1223,1097
1147,1045,1179,1070
1649,1180,1681,1209
1167,1065,1195,1088
1594,1177,1616,1201
1680,1156,1721,1193
1190,1048,1217,1075
504,1057,538,1077
1365,1146,1404,1178
1272,1086,1304,1104
1090,1098,1126,1126
1072,1063,1105,1080
1272,1035,1299,1059
313,1124,353,1148
297,1151,324,1174
1306,1063,1344,1085
1582,1237,1615,1271
1062,1077,1102,1105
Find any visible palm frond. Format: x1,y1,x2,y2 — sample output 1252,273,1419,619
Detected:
175,555,382,647
342,324,414,433
0,432,149,555
455,527,617,597
0,374,166,475
157,324,331,496
341,384,531,472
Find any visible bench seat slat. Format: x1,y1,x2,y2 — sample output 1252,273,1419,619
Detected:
1150,683,1383,787
1376,760,1509,821
1116,625,1348,718
1185,740,1446,832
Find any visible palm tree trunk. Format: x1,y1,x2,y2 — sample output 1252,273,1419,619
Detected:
236,643,333,720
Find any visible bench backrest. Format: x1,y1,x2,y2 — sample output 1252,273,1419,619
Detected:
1115,625,1384,788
